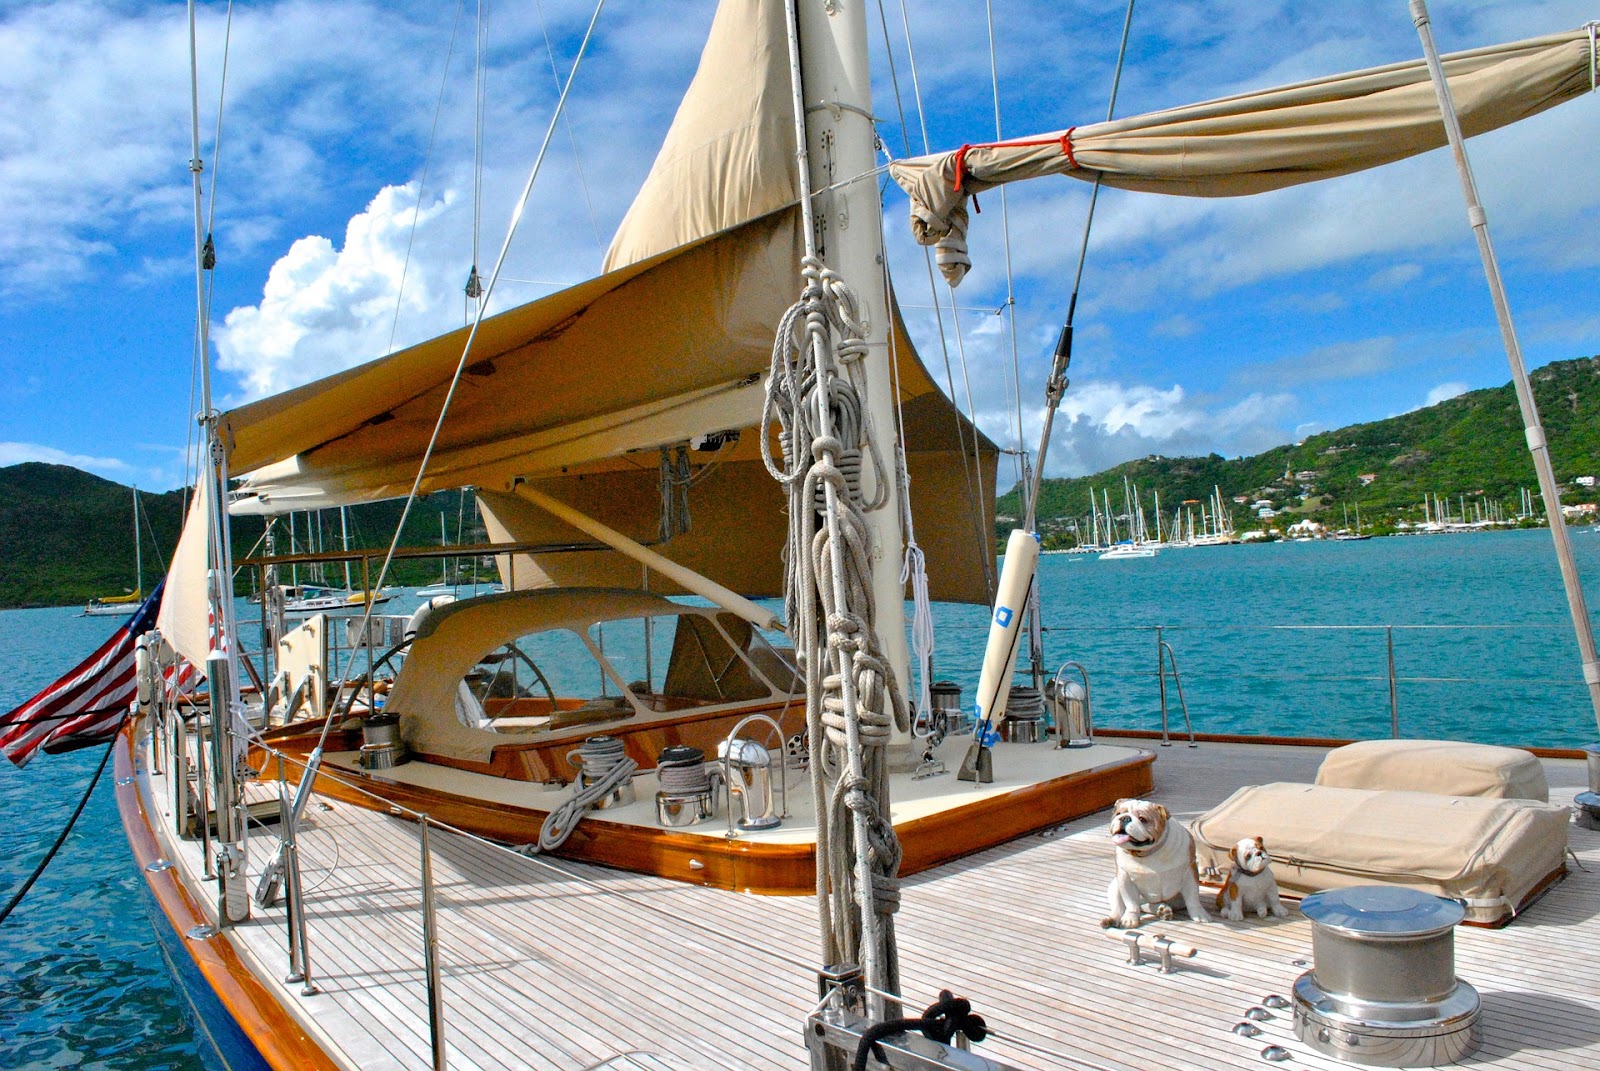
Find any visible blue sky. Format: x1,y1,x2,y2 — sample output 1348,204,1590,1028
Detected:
1,0,1596,494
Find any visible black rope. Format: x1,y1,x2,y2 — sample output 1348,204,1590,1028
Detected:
852,990,989,1071
0,733,120,926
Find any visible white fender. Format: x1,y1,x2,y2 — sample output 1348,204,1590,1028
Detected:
135,640,155,710
971,529,1040,737
406,594,456,640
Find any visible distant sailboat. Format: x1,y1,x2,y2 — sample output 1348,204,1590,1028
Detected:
416,512,458,597
83,487,143,616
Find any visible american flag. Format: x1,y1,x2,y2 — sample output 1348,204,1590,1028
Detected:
0,581,165,768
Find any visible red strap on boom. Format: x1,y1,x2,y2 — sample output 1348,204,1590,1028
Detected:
950,129,1080,193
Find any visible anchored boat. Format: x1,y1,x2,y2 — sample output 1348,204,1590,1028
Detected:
93,1,1600,1068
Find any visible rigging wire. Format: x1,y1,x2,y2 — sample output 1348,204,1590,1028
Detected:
866,4,942,726
292,0,610,788
872,0,914,158
894,0,932,152
534,0,604,245
388,0,471,354
0,736,118,927
1023,0,1137,530
982,0,1028,492
883,0,996,598
183,0,234,513
466,0,490,317
135,488,169,574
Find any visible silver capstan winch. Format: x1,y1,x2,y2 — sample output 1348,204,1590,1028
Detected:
1292,885,1481,1066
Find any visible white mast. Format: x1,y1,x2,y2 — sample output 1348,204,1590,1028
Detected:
132,486,143,596
793,0,909,704
1412,0,1600,730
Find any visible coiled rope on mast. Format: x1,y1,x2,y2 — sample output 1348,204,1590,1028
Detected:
773,0,909,1005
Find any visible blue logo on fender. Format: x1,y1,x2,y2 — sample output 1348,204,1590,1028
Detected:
976,724,1001,747
994,606,1013,628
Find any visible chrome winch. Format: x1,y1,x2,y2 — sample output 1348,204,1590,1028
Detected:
1293,886,1480,1066
654,745,717,828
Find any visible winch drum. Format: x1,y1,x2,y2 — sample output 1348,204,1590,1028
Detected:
1292,886,1480,1066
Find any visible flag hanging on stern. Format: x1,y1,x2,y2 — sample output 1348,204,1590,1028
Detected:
0,581,166,767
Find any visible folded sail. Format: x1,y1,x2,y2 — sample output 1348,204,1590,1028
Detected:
217,0,998,605
890,28,1597,284
602,0,799,270
156,482,215,673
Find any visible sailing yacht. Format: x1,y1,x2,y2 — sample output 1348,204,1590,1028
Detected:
100,3,1600,1069
83,487,144,616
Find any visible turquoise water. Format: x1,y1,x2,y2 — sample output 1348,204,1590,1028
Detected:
3,528,1600,1067
939,529,1600,748
0,607,205,1070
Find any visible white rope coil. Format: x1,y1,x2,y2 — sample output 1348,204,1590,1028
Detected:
764,253,908,988
531,736,637,853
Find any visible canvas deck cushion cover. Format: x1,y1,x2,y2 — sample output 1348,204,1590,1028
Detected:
1315,738,1549,801
1192,782,1569,925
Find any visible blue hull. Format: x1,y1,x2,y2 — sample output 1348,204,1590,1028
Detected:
141,881,274,1071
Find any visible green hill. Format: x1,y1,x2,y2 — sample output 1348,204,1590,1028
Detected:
0,464,484,609
999,355,1600,544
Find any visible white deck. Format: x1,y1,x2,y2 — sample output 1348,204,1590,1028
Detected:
142,741,1600,1071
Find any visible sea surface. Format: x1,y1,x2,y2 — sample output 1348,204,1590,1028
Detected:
4,528,1600,1068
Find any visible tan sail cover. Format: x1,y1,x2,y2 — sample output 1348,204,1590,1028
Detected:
890,29,1598,284
219,0,998,605
1314,739,1549,801
602,0,798,270
1192,782,1569,925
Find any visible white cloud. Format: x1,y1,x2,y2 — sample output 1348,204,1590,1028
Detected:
214,183,458,400
0,441,129,475
1037,380,1297,476
1151,315,1202,339
1425,381,1470,407
0,0,649,295
1368,264,1423,290
1233,337,1398,390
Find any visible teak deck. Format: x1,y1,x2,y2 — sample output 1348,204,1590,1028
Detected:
123,735,1600,1070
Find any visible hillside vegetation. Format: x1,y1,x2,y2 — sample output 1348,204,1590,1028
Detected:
998,356,1600,542
8,357,1599,604
0,464,481,609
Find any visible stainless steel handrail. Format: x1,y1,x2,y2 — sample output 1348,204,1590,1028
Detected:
1154,627,1196,747
420,816,448,1071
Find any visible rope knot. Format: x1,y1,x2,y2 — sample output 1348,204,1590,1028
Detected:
850,991,989,1071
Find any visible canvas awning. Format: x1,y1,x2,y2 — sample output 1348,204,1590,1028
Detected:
220,0,998,605
890,28,1598,284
